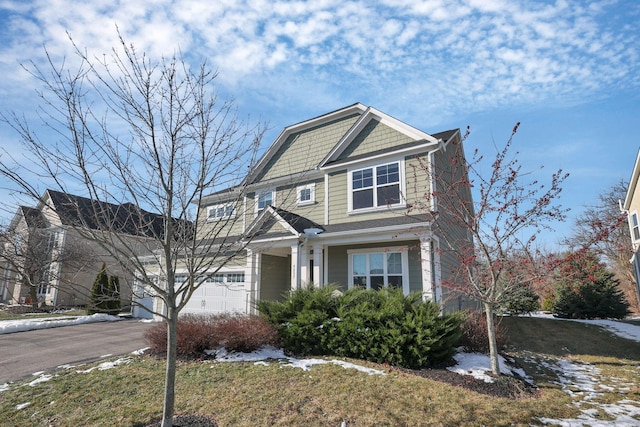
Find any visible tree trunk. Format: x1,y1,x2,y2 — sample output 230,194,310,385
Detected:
161,304,178,427
483,302,501,375
29,284,38,310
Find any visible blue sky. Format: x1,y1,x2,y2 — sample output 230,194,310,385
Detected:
0,0,638,249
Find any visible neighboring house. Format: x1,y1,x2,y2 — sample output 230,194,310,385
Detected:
174,103,474,316
622,149,640,306
0,189,163,308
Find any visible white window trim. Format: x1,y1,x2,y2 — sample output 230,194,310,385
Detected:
296,183,316,206
347,159,406,214
207,203,236,222
347,246,410,295
631,211,640,243
255,189,276,214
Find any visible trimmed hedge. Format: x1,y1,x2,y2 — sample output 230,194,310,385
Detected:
257,286,462,369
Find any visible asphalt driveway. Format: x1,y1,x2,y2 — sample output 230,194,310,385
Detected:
0,319,155,383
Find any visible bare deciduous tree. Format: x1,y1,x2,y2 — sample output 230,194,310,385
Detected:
409,123,569,375
0,34,264,427
0,220,91,308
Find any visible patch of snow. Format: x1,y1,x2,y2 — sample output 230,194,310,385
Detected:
56,364,76,370
76,357,131,374
131,347,149,355
531,354,640,426
15,402,31,410
208,346,386,376
0,383,9,392
0,313,123,334
446,351,524,383
28,373,53,386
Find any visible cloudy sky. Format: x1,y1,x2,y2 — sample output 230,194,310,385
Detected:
0,0,638,248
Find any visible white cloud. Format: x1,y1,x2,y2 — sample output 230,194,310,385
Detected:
0,0,637,133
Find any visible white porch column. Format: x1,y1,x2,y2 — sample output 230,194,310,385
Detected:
312,244,324,287
420,235,435,302
300,245,310,286
246,249,261,314
291,242,300,290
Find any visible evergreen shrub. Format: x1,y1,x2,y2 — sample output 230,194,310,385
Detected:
257,286,462,369
498,286,540,315
87,263,121,315
552,251,630,319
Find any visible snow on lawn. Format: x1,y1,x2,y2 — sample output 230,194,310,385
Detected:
76,357,132,374
446,351,530,383
0,313,123,334
530,312,640,342
521,313,640,426
207,346,387,376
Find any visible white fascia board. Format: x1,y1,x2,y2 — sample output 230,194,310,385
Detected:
320,141,439,172
368,107,439,143
244,169,324,193
623,148,640,210
200,188,242,205
317,223,431,245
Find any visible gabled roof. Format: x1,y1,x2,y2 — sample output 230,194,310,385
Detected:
320,106,440,167
245,206,325,239
43,190,171,239
7,206,47,231
244,103,367,186
242,103,445,188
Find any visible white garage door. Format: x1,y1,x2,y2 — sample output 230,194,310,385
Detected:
181,273,249,315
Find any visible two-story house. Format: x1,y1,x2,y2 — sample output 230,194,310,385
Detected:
178,103,474,315
0,189,163,308
622,149,640,307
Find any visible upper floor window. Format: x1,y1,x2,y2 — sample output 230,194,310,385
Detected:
632,213,640,241
256,190,275,213
349,161,404,212
207,203,235,221
297,183,315,206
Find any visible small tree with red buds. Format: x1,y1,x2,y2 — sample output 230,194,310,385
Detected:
409,123,569,375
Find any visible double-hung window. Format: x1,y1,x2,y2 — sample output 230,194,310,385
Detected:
256,190,274,212
349,248,408,293
350,161,403,212
297,183,315,206
632,213,640,241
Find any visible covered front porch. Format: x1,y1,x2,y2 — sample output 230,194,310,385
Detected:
245,232,442,310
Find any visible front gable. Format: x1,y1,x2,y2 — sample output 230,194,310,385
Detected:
248,105,366,184
321,106,440,167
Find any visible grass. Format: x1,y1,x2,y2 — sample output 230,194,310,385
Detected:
1,317,638,426
0,308,87,321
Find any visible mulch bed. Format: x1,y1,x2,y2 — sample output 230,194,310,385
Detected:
396,366,539,399
144,414,218,427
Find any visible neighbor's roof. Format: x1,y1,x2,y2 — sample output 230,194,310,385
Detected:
45,190,170,239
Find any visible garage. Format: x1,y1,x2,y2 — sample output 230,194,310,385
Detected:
180,272,250,315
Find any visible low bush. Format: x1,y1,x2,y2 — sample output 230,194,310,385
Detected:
457,310,508,354
498,286,539,315
257,286,462,369
144,314,278,356
211,314,279,353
